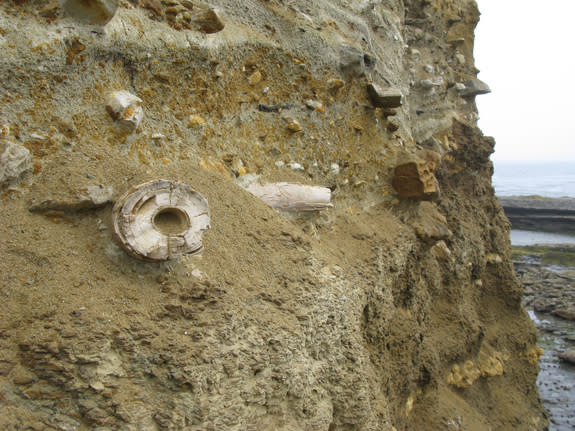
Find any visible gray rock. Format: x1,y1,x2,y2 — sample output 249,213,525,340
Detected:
419,78,444,89
367,83,402,108
458,78,491,97
59,0,119,26
340,44,374,76
558,348,575,365
189,7,225,34
553,307,575,321
29,185,114,213
0,140,32,185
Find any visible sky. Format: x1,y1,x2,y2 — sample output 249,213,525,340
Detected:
474,0,575,161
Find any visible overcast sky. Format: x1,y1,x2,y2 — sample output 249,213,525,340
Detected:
474,0,575,161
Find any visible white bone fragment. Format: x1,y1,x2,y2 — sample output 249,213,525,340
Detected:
246,182,333,212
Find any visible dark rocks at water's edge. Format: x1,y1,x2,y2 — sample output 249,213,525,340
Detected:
515,245,575,428
514,244,575,369
517,262,575,320
558,349,575,365
499,196,575,235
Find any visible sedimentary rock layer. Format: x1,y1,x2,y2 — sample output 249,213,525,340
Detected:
0,1,546,430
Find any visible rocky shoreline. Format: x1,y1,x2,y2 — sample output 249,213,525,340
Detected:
513,244,575,430
516,247,575,320
499,196,575,235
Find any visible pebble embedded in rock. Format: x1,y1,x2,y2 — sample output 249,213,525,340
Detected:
366,83,402,108
329,78,345,89
419,78,444,88
458,79,491,97
305,99,325,112
60,0,119,25
330,163,340,175
0,140,32,185
386,119,400,132
248,70,262,85
188,114,206,128
105,90,143,132
283,116,302,132
189,7,225,33
29,185,114,212
340,44,372,76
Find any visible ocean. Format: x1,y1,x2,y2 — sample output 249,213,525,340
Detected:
493,161,575,246
493,161,575,198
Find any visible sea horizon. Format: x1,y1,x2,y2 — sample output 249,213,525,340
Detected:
493,160,575,198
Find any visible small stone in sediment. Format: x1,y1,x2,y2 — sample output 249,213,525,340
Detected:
248,70,262,85
289,162,304,171
329,78,345,89
367,83,402,108
188,114,206,128
457,79,491,97
305,99,325,112
0,140,32,185
283,116,303,132
0,124,9,138
29,185,114,213
386,119,400,132
486,253,503,264
180,0,194,10
60,0,119,25
105,90,143,132
189,7,225,33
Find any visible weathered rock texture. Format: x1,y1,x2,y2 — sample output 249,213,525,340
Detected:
0,0,546,430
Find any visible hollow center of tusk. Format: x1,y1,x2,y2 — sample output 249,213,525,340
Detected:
153,207,190,235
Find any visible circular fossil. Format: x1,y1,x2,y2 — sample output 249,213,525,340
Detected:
112,180,210,261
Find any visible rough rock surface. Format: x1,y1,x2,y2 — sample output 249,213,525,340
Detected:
0,1,546,430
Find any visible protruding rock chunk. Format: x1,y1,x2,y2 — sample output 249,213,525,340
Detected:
457,79,491,97
367,83,402,108
190,7,225,33
0,141,31,185
29,185,114,213
106,91,144,132
392,158,439,200
59,0,119,25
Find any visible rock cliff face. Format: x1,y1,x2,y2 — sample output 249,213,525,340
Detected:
0,0,547,430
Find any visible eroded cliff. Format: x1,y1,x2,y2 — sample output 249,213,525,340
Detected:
0,0,546,429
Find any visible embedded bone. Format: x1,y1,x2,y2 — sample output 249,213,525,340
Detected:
246,182,333,212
